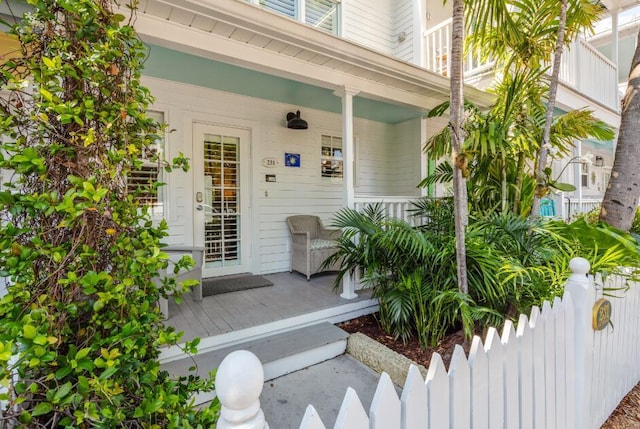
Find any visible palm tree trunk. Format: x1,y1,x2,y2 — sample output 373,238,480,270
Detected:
451,0,468,294
530,0,568,220
514,151,526,215
501,153,507,213
600,30,640,231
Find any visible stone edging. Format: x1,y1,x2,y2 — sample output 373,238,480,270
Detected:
346,332,428,387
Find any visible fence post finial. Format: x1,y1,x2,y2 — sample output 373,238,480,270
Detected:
569,257,590,280
216,350,269,429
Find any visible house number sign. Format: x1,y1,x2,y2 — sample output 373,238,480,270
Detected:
592,298,612,331
262,157,279,168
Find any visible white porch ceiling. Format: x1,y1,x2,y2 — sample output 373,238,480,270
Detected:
129,0,493,113
602,0,640,11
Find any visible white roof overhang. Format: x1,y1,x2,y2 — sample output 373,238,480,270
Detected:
125,0,493,113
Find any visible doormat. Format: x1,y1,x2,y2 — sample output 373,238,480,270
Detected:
201,274,273,297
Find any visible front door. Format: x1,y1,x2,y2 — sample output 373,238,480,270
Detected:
193,123,251,277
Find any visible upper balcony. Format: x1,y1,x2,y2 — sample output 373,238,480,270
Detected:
424,18,620,113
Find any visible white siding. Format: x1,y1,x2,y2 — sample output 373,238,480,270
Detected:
392,0,415,62
426,0,452,29
391,118,423,195
354,122,396,196
425,116,451,197
342,0,395,55
143,76,409,275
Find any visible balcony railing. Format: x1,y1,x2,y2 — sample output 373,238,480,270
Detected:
423,18,619,110
560,39,618,109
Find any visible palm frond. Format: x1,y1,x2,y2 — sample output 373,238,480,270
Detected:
417,161,453,188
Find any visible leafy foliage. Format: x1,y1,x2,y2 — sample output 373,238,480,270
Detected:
329,200,640,348
0,1,217,427
425,0,612,216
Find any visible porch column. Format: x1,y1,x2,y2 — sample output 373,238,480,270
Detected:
413,0,426,67
334,86,359,300
574,140,583,218
611,9,620,107
420,117,429,197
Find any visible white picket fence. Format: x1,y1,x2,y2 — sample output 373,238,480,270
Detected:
215,258,640,428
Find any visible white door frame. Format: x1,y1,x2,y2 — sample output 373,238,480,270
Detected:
192,122,251,278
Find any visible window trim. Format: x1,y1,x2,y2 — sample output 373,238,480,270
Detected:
251,0,341,35
127,108,169,220
320,133,343,183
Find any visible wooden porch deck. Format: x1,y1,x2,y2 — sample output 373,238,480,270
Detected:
164,272,375,344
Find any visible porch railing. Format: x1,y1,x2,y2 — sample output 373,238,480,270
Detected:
564,197,601,220
213,258,640,428
353,195,419,225
423,19,619,110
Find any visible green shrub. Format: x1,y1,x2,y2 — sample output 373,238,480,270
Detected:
328,200,504,346
329,199,640,348
0,1,217,427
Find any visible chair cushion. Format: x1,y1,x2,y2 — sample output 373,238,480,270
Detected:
310,239,338,250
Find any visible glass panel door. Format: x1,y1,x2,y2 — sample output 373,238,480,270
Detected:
193,123,250,277
203,134,241,267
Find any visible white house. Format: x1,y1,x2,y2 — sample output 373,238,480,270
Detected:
129,0,494,285
0,0,635,381
118,0,632,283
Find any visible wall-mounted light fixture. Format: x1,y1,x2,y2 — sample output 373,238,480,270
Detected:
286,110,308,130
594,155,604,167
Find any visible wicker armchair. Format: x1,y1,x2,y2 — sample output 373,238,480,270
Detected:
286,215,341,280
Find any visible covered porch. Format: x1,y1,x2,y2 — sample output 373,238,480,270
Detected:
129,0,492,300
159,271,377,362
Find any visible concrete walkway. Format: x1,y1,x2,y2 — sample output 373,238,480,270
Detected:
260,354,391,428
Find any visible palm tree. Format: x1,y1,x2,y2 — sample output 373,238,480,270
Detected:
600,30,640,231
424,80,613,216
463,0,603,218
530,0,569,219
450,0,468,294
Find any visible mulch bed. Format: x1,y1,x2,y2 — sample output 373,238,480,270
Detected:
338,314,470,368
338,314,640,428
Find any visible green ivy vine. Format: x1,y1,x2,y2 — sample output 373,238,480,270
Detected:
0,0,217,427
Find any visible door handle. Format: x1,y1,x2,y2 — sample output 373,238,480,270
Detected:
196,204,203,211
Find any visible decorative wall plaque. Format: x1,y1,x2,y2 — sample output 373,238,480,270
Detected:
285,153,301,167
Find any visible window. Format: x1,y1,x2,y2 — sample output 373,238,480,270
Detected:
259,0,295,17
127,110,165,217
321,134,343,179
581,162,589,188
254,0,340,34
305,0,339,33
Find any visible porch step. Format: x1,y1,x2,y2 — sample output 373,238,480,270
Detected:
161,322,349,405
